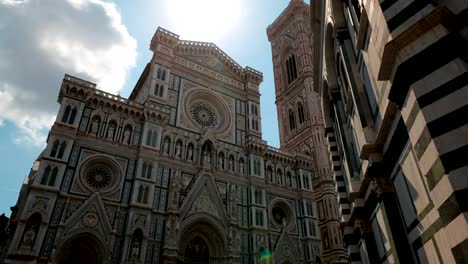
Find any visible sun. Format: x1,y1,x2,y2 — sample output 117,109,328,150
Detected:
167,0,242,42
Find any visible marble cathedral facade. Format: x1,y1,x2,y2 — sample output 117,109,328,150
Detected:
3,27,322,264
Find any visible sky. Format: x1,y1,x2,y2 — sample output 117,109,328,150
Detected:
0,0,309,215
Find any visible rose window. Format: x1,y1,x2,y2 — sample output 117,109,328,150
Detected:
85,166,112,190
190,102,218,129
79,156,121,195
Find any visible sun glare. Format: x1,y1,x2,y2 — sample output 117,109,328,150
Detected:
167,0,242,42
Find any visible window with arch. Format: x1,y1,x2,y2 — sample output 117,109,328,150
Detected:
288,109,296,130
141,161,152,179
162,70,167,81
157,68,162,79
154,84,164,97
61,105,78,125
285,54,298,84
298,102,305,124
40,165,58,186
137,185,149,204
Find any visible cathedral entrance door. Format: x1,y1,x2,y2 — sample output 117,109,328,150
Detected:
183,236,209,264
56,234,105,264
179,219,226,264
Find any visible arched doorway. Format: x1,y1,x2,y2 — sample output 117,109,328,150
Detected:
179,219,226,264
56,234,105,264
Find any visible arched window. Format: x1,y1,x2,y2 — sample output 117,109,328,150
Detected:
157,68,162,79
162,70,167,81
40,166,51,185
146,163,152,179
49,167,58,186
143,187,149,203
285,54,298,84
151,131,158,147
137,185,144,203
159,85,164,97
62,106,71,123
146,130,153,146
154,84,160,96
141,162,147,178
68,107,77,124
57,142,66,159
50,140,60,157
298,103,305,123
289,110,296,130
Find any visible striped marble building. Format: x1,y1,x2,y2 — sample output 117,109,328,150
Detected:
309,0,468,263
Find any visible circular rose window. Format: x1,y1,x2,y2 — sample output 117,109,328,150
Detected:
190,102,218,129
79,156,121,195
86,167,112,190
183,89,231,133
270,200,293,227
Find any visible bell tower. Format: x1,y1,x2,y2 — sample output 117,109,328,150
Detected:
267,1,348,263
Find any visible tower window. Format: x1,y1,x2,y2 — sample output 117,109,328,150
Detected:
288,109,296,130
285,54,298,85
298,102,305,123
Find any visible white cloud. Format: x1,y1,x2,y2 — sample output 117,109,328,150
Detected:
0,0,137,146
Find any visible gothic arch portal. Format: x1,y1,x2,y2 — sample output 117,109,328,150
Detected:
178,215,226,264
55,233,106,264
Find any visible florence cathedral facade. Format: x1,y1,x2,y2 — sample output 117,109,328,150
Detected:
2,5,328,263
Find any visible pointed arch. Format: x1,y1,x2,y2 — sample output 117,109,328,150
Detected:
69,107,77,124
62,106,71,123
137,185,143,203
159,85,164,97
50,140,60,157
146,130,153,146
57,141,67,159
288,109,296,130
297,102,305,123
162,70,167,81
49,167,58,186
143,187,149,204
40,166,51,185
157,68,162,79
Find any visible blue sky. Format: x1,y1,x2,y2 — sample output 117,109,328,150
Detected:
0,0,309,215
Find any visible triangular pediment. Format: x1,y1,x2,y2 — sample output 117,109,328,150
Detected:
174,42,245,81
274,228,301,263
179,173,228,226
62,193,113,242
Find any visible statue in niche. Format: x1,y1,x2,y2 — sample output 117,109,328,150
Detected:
90,117,99,135
230,184,238,221
163,138,170,154
203,152,211,164
229,157,234,172
130,241,140,259
21,229,35,248
122,127,131,144
175,141,182,158
106,122,116,140
218,155,224,169
239,160,245,175
169,170,181,210
187,144,194,161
